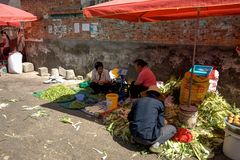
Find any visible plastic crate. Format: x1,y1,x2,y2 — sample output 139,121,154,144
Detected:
189,65,213,77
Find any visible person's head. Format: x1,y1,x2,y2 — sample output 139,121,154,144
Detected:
18,28,24,36
134,59,148,73
1,31,6,37
94,61,104,74
1,31,10,41
146,85,161,98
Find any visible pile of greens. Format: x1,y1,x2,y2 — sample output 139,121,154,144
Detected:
40,85,76,102
159,78,181,95
105,92,240,160
104,106,131,142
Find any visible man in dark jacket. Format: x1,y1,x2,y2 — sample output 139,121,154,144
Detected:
128,85,176,153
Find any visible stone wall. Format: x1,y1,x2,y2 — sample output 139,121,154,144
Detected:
26,39,240,106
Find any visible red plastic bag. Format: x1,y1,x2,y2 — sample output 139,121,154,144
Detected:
172,128,193,143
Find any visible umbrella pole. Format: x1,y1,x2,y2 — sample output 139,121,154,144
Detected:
188,8,200,107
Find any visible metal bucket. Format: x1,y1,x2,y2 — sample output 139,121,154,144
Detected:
178,105,198,128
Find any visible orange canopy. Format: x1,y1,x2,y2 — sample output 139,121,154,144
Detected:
0,3,37,22
83,0,240,22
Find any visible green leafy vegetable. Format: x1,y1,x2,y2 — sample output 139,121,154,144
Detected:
40,85,75,102
60,115,73,124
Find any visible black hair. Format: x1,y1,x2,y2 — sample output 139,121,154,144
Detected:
18,28,24,33
1,31,10,42
146,90,160,98
94,61,103,70
134,59,148,67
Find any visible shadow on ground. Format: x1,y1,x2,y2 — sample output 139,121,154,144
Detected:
40,95,146,153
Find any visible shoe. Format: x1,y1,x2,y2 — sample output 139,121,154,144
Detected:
149,144,162,154
43,79,52,84
130,136,137,144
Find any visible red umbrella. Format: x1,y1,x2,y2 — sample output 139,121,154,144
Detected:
83,0,240,106
0,21,20,27
0,3,37,22
83,0,240,22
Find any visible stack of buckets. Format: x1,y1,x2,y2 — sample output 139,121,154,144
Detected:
106,93,119,110
223,118,240,160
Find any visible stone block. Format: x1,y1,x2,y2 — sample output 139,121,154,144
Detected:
59,66,66,77
38,67,48,76
22,62,34,73
51,68,59,77
66,69,75,80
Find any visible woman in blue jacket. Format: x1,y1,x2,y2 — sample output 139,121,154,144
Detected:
128,85,176,153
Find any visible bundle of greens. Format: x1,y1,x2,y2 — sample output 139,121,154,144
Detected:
159,78,181,95
197,92,240,130
69,101,86,109
105,107,131,142
40,85,76,102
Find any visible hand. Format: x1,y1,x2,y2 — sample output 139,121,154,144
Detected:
164,119,168,125
98,81,104,85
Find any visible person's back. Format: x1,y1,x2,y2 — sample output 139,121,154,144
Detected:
137,66,156,87
128,96,164,141
128,85,177,154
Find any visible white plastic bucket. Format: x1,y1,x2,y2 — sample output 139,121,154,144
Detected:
223,128,240,160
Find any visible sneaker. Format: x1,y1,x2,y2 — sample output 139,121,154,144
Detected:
149,144,162,154
43,79,52,84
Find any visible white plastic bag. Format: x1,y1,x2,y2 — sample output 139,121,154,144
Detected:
8,52,23,74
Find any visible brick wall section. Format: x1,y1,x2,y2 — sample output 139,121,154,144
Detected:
21,0,240,46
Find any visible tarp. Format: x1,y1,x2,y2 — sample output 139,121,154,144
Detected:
0,3,37,22
83,0,240,22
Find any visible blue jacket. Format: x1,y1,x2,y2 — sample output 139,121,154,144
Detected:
128,96,165,141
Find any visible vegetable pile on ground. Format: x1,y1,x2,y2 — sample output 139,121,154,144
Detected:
40,85,76,102
159,77,181,95
104,104,131,142
104,92,240,160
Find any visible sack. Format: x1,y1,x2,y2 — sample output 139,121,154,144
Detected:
179,72,209,105
164,96,177,119
8,52,23,74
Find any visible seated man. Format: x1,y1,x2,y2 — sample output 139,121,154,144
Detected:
128,85,176,153
90,61,111,94
129,59,157,98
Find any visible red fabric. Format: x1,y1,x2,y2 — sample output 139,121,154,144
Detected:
136,66,156,87
83,0,240,22
172,128,193,143
0,3,37,22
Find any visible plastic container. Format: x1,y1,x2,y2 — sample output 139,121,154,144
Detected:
8,52,23,74
224,117,240,135
189,65,213,77
106,93,119,110
75,93,85,102
223,128,240,160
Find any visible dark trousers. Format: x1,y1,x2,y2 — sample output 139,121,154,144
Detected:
129,81,148,98
90,82,111,94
